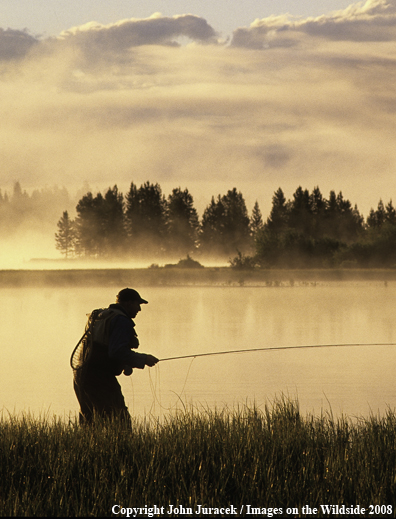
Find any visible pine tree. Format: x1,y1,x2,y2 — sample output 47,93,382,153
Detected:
367,199,386,229
250,200,263,239
386,200,396,225
167,187,199,257
200,195,225,254
74,192,105,257
200,188,250,256
265,188,288,233
55,211,75,259
102,185,126,256
125,181,167,256
288,186,312,234
125,182,139,239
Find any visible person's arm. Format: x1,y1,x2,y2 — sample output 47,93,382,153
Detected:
108,315,158,369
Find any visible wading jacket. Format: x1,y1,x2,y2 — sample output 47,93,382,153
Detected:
88,304,147,376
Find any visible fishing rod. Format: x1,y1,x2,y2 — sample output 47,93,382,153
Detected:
159,342,396,362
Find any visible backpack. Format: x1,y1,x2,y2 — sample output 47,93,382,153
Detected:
70,308,104,371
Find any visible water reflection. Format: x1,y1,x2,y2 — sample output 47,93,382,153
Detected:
0,283,395,419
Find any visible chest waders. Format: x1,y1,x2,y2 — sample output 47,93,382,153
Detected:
70,307,132,426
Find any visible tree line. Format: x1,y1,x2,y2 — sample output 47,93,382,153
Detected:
54,182,396,268
55,182,258,260
2,181,394,267
245,187,396,268
0,182,72,236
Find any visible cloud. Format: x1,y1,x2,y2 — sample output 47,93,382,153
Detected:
0,13,220,65
0,28,38,60
231,0,396,48
0,3,396,226
57,13,220,58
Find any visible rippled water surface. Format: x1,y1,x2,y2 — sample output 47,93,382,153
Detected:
1,282,396,419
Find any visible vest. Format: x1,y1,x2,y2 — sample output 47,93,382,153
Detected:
87,305,131,375
92,307,128,346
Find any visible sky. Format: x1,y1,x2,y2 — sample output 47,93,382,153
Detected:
1,0,396,229
1,1,357,40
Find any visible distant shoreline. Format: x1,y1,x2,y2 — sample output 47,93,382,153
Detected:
1,267,396,287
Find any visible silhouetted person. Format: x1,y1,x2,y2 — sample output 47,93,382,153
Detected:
71,288,158,426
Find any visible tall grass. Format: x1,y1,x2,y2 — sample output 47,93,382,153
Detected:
1,399,396,517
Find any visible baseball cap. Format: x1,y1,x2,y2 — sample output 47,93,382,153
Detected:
116,288,148,304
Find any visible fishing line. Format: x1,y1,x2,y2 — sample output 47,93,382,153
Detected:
172,357,195,405
128,373,135,415
148,364,161,415
148,358,196,413
159,342,396,362
148,364,161,414
128,342,395,414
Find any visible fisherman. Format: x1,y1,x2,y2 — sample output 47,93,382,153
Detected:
72,288,159,426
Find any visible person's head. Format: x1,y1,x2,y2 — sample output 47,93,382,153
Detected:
116,288,148,318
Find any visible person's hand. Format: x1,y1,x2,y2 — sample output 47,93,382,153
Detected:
145,354,159,367
123,365,133,376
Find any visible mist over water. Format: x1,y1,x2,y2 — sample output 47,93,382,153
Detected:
1,282,395,420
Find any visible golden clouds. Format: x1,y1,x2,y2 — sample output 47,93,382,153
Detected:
231,0,396,48
0,4,396,217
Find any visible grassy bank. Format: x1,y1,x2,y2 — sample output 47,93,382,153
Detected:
1,266,396,288
1,400,396,517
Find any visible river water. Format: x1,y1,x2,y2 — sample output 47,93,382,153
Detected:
1,282,395,420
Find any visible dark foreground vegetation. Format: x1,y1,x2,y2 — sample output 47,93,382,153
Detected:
1,400,396,517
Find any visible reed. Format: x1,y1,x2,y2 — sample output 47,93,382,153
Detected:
1,399,396,517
